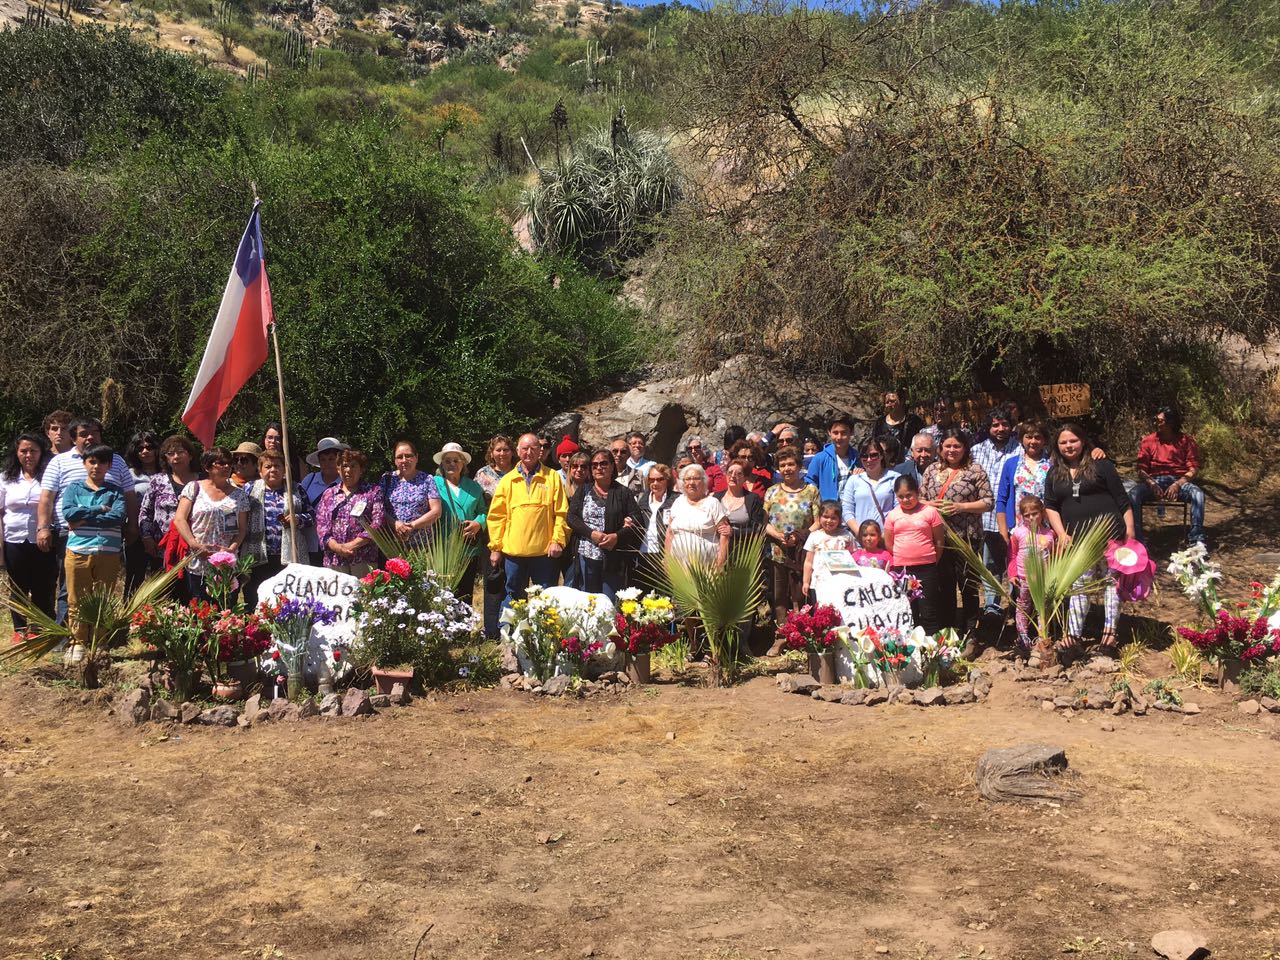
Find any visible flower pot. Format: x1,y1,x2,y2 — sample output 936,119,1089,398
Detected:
226,659,259,691
212,677,243,701
808,650,837,685
371,665,414,695
626,652,651,685
1219,658,1245,691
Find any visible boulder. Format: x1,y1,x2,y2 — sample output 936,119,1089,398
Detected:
297,698,319,719
117,688,150,725
840,688,869,706
812,686,845,703
319,693,343,716
197,705,240,727
1261,696,1280,714
244,693,263,717
914,687,946,706
542,675,571,697
1150,929,1209,960
388,683,411,706
864,689,889,706
369,694,392,709
1238,699,1261,716
777,674,820,695
149,698,178,722
178,701,202,724
950,685,977,705
268,697,295,721
342,688,373,717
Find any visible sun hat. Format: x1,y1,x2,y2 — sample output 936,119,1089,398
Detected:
232,441,263,458
432,442,472,466
555,435,580,457
1105,539,1150,575
306,437,350,467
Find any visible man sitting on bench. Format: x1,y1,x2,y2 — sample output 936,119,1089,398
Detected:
1129,406,1206,550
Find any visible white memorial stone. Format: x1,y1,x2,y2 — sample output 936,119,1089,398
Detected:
814,566,914,684
256,563,361,676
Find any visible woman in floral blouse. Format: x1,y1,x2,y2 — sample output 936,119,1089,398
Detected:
996,420,1051,545
315,449,385,575
763,446,819,628
475,434,514,640
922,429,993,631
379,441,441,549
474,435,514,501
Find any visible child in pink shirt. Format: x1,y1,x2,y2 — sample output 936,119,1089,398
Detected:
883,475,945,633
1007,494,1056,654
851,520,892,570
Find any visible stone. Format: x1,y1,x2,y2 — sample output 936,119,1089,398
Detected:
665,731,676,740
1110,700,1128,716
542,675,571,697
1238,699,1261,715
777,674,820,695
297,698,319,719
389,682,411,706
342,688,373,717
864,689,889,706
500,644,520,674
500,673,520,689
1151,701,1174,712
1261,697,1280,714
915,687,946,706
1099,721,1115,732
1041,700,1056,712
1053,696,1076,710
149,698,178,722
268,697,294,721
1085,688,1109,709
1131,695,1147,716
197,705,240,727
971,677,992,699
244,693,263,717
319,693,343,716
178,701,202,724
1181,703,1201,716
369,694,392,709
812,686,845,703
117,688,150,726
1150,929,1209,960
840,688,869,706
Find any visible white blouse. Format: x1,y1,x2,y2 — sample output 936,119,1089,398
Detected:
1,475,43,544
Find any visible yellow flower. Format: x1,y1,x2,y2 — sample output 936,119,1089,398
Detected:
621,600,638,617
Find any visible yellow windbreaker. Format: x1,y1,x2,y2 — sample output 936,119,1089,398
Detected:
486,465,569,557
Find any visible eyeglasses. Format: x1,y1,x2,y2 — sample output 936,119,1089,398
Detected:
863,452,881,461
212,459,231,467
590,461,611,469
140,443,156,450
610,449,627,456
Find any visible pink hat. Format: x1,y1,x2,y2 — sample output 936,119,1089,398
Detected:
1106,539,1150,576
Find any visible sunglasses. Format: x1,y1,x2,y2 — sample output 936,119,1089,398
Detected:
212,459,231,467
234,455,255,462
140,443,156,450
590,461,611,469
863,452,881,461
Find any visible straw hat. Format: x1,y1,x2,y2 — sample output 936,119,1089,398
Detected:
232,441,263,457
432,442,472,466
306,437,350,467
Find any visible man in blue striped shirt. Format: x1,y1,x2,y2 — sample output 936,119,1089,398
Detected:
60,445,127,657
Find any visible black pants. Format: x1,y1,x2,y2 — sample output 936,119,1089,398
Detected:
246,557,285,608
4,541,58,631
482,552,506,640
936,541,980,630
123,539,160,601
901,561,942,635
456,555,479,608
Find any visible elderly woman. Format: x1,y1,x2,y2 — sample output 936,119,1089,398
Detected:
139,435,201,590
996,420,1051,544
567,449,641,600
433,442,488,602
316,449,385,576
475,435,515,640
637,463,678,559
922,429,993,632
763,446,819,625
840,437,899,544
244,449,312,598
122,430,163,599
665,464,730,567
173,446,249,605
380,440,442,548
1043,423,1134,662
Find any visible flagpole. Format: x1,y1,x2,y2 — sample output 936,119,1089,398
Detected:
269,320,303,566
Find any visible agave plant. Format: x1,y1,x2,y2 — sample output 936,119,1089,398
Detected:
0,560,188,688
359,519,472,596
947,516,1113,648
655,534,765,688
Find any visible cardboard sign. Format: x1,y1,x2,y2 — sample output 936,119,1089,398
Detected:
256,563,362,674
1038,383,1091,417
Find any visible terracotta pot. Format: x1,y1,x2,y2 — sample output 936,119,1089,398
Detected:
808,650,837,685
211,677,243,701
626,652,651,685
1220,658,1245,691
371,665,414,695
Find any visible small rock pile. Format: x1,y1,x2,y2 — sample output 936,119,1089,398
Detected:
500,672,632,698
1032,684,1200,717
778,672,991,706
110,683,413,728
1237,697,1280,716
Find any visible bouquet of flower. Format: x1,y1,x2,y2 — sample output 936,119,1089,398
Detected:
1167,543,1224,621
201,609,272,680
130,600,206,701
778,603,842,654
1178,610,1280,666
204,550,256,611
259,596,340,698
915,627,963,688
890,570,925,601
502,587,569,682
860,626,916,687
613,588,676,655
561,634,605,677
352,557,479,683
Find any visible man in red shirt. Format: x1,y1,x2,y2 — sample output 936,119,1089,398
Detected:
1129,407,1205,547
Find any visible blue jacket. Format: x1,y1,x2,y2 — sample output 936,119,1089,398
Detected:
61,480,127,554
804,442,861,503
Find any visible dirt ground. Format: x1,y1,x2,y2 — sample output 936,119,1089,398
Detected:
3,473,1280,960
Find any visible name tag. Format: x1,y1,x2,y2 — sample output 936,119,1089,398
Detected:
350,500,367,519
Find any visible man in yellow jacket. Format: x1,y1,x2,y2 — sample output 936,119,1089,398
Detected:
488,432,569,611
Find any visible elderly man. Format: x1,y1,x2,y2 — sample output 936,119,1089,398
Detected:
686,436,725,493
488,432,570,611
1130,407,1206,548
893,432,937,483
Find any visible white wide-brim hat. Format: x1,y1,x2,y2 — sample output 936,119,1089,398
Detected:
433,442,472,466
306,437,350,467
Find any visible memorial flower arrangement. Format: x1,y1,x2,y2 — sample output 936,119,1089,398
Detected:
915,627,963,688
351,557,479,683
560,634,605,678
858,626,917,688
778,603,842,654
889,570,925,601
1177,611,1280,666
204,550,256,611
612,588,676,655
258,597,340,698
130,599,208,702
502,586,617,681
202,608,273,680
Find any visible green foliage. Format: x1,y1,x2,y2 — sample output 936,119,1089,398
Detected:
1238,662,1280,700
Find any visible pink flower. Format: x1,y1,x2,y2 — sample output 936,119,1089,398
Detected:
208,551,237,567
385,557,412,579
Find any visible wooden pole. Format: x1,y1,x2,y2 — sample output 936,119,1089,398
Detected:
269,321,303,566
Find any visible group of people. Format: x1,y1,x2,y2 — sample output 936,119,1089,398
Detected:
0,392,1207,665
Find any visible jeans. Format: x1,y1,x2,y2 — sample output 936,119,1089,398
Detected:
502,555,558,614
980,531,1007,616
54,531,68,624
3,540,58,631
575,554,621,601
1129,476,1205,544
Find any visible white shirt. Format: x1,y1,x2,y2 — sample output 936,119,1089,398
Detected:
1,475,43,544
667,495,727,565
805,529,856,590
643,493,668,554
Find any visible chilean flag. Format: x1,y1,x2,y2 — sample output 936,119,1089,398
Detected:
181,202,274,447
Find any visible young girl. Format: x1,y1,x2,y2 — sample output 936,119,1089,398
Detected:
883,475,945,633
851,520,892,570
802,501,854,603
1008,494,1056,656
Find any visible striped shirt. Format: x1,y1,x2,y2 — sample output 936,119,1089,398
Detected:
41,449,132,530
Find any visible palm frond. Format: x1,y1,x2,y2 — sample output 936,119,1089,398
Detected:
944,528,1012,608
359,518,471,595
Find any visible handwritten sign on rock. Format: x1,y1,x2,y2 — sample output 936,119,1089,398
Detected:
815,567,914,684
1038,382,1091,417
257,563,361,673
